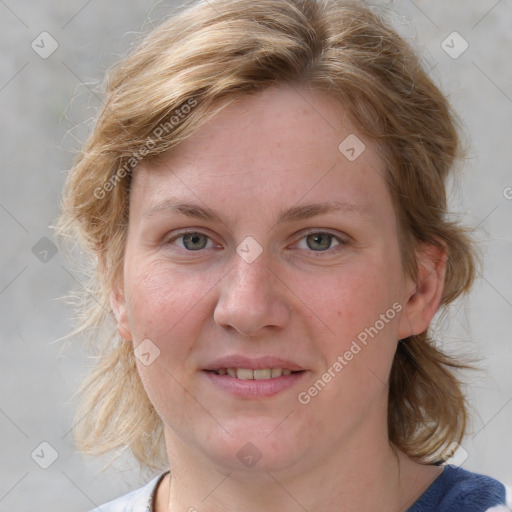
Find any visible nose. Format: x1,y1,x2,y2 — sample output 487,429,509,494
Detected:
213,255,292,337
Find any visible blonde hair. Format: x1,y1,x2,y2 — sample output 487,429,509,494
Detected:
58,0,477,469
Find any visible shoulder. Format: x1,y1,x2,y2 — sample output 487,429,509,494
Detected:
88,473,168,512
409,465,512,512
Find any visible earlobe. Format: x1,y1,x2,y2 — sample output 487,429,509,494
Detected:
110,288,133,341
397,243,447,340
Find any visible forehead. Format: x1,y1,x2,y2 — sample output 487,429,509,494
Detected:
131,84,392,223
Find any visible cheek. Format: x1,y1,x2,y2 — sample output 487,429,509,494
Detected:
296,270,401,427
124,257,214,341
123,258,218,425
299,250,403,387
302,254,402,338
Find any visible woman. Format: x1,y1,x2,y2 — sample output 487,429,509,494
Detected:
58,0,511,510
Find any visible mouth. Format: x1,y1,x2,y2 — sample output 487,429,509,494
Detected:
202,357,307,398
206,368,304,380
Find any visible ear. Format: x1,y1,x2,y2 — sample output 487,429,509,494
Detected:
397,242,447,340
110,281,133,342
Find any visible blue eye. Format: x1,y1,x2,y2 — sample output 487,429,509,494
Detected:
172,232,212,251
297,232,341,252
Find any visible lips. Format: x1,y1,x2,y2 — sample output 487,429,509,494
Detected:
202,356,307,397
204,366,307,399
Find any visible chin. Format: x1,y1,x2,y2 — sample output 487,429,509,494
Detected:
194,417,312,475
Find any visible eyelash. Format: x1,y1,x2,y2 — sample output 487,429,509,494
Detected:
165,230,348,255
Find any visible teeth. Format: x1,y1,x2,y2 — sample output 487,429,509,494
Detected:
216,368,295,380
253,369,271,380
236,368,254,380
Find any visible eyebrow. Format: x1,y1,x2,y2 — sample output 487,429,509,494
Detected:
143,199,371,224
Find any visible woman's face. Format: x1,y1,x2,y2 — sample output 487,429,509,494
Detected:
114,84,424,474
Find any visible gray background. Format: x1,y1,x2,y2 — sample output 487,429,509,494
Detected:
1,1,511,510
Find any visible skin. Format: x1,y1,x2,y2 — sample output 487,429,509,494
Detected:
112,84,446,512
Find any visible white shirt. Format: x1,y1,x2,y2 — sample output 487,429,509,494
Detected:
89,473,167,512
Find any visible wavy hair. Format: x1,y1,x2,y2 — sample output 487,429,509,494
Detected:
57,0,477,469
